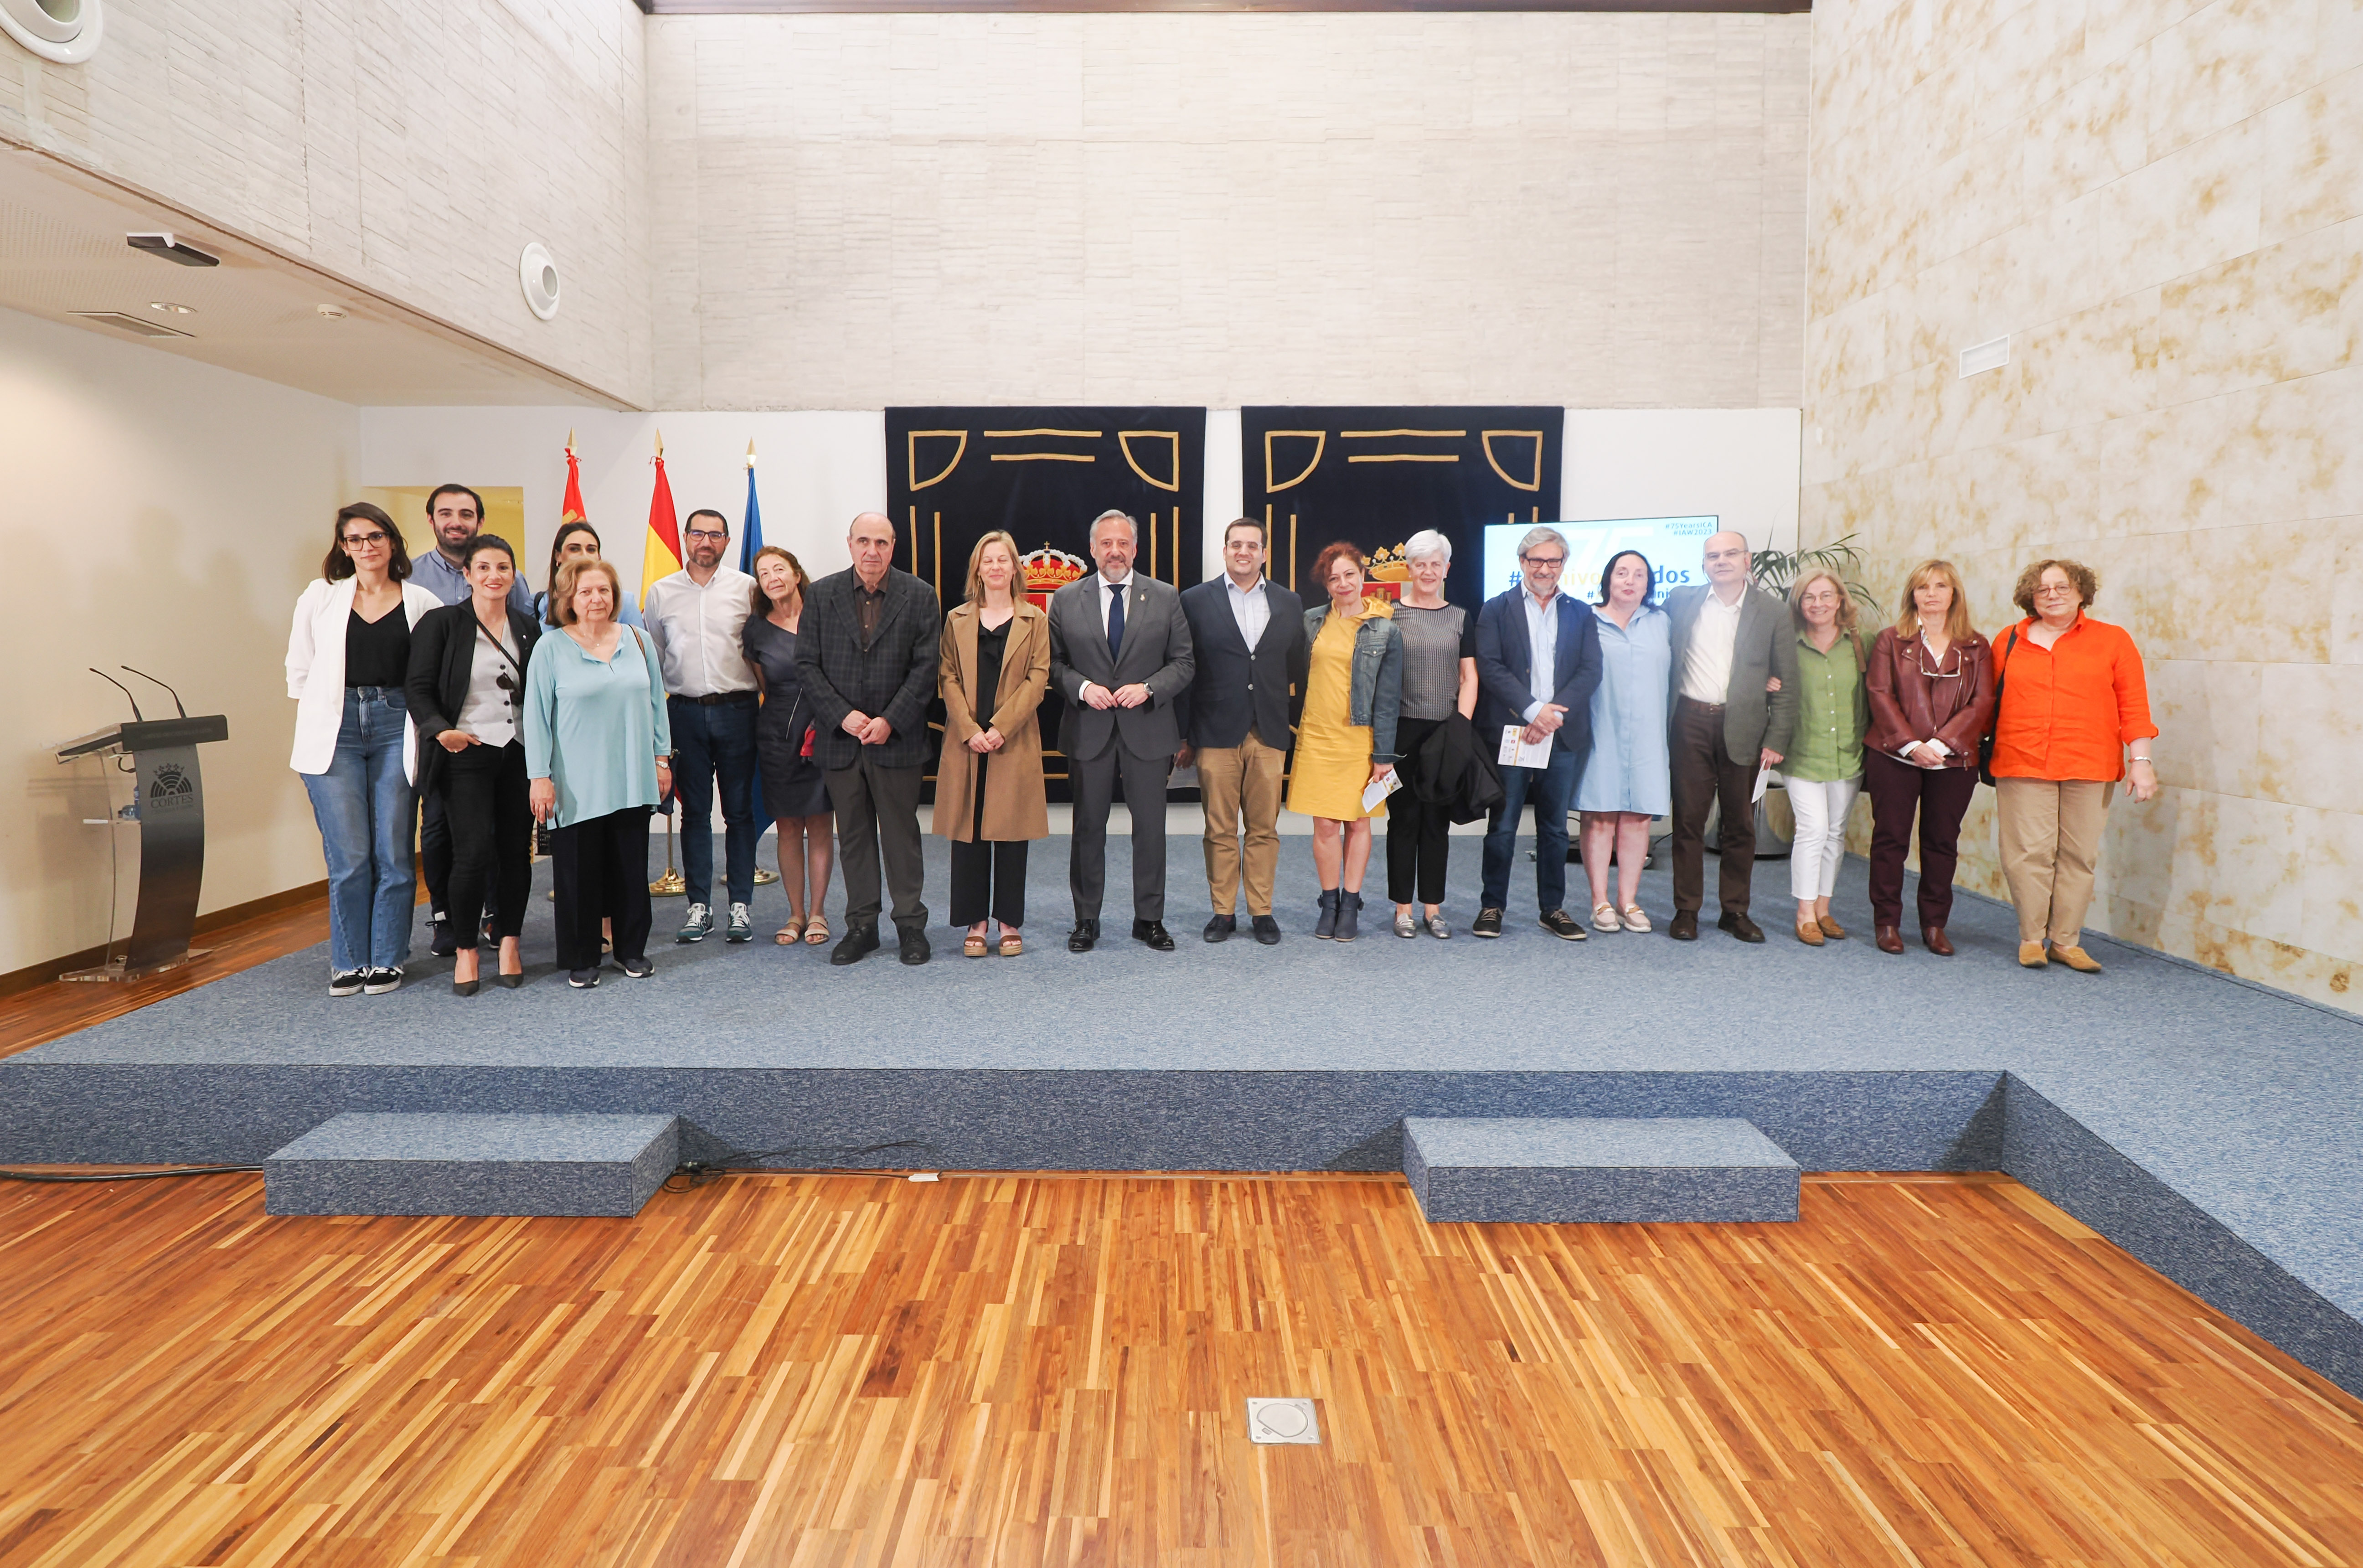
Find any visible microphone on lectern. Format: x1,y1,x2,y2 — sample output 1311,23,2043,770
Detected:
120,666,188,719
89,668,144,723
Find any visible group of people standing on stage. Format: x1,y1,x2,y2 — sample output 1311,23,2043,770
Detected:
286,490,2158,995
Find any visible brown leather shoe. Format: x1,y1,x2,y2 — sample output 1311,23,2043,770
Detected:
1817,914,1847,941
1795,919,1825,946
1875,924,1905,954
1921,926,1954,956
2018,941,2049,968
2052,944,2103,973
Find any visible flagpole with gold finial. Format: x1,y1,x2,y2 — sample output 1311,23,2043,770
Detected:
649,423,687,897
745,434,779,886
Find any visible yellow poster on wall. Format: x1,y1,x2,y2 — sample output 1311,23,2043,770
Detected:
356,486,529,571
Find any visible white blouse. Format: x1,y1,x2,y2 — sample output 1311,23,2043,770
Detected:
456,623,524,748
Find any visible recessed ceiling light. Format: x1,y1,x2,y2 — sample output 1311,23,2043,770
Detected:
147,301,196,315
316,304,349,320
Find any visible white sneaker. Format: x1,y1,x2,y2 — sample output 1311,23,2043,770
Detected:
676,903,713,943
726,903,753,943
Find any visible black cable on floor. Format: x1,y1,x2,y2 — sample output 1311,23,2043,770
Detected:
669,1140,929,1190
1,1165,263,1183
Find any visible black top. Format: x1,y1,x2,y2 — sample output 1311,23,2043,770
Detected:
346,606,412,688
973,618,1010,729
743,615,811,745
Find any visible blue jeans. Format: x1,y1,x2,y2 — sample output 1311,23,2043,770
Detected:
300,687,417,974
669,695,758,908
1481,743,1583,914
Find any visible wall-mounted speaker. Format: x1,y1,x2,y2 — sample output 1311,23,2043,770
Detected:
519,242,561,321
1,0,103,63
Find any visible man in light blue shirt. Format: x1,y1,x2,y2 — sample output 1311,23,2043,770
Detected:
1472,526,1603,941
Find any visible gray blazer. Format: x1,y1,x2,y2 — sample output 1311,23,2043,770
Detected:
1047,573,1196,762
1662,581,1800,762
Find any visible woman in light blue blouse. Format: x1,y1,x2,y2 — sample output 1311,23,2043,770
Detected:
526,557,673,989
1576,550,1673,933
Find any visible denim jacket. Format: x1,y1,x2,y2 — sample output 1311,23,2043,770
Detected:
1303,598,1404,763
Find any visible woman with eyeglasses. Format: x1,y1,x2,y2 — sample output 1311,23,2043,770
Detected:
1576,549,1672,933
1986,558,2156,973
285,503,444,996
533,521,644,629
1865,560,1997,957
1783,571,1870,948
406,535,542,994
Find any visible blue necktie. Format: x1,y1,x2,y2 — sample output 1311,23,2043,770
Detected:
1106,581,1125,660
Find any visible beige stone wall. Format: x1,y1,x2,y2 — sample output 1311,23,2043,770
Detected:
647,12,1810,411
0,0,652,406
1803,0,2363,1004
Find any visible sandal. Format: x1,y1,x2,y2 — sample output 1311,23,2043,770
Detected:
803,915,830,946
1591,902,1621,933
998,928,1024,957
963,929,989,959
775,919,805,946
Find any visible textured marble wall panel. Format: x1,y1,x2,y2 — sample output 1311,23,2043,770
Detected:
649,13,1810,410
1806,0,2363,1009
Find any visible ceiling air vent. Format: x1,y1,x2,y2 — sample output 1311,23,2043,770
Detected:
72,310,192,339
1,0,103,63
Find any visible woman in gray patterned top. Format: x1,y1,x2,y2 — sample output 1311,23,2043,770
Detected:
1387,531,1479,938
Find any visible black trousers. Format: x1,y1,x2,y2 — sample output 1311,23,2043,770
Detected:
1386,716,1454,905
1669,696,1759,915
826,755,928,930
551,806,652,970
1070,743,1170,922
949,755,1027,927
439,741,532,941
1864,748,1980,929
419,788,451,917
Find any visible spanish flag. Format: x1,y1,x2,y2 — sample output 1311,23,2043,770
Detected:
640,430,682,608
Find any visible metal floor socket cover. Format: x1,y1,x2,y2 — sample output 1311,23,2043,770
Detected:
1246,1398,1321,1444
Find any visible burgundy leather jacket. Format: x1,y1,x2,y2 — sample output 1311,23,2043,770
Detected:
1864,625,1997,768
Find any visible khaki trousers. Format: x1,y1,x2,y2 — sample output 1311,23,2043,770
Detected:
1995,777,2112,944
1198,729,1286,916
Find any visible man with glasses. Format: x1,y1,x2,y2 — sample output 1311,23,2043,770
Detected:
409,484,530,959
1472,526,1602,940
644,508,761,944
1662,530,1798,943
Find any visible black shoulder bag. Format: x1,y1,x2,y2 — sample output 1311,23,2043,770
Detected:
1977,627,2019,787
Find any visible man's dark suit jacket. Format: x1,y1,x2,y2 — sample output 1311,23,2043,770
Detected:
1173,577,1308,752
794,566,942,772
1046,574,1195,762
1473,587,1604,762
1661,581,1799,762
403,601,542,798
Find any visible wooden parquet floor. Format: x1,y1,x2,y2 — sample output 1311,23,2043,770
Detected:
1,1167,2359,1566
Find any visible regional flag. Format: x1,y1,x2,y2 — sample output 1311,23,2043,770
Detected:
640,436,683,607
561,434,589,529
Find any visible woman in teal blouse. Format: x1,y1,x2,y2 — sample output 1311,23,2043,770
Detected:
1784,570,1869,947
526,557,673,988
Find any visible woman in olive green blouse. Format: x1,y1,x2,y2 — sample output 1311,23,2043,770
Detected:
1784,571,1869,946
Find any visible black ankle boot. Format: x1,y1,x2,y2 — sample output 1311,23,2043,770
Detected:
1315,888,1340,940
1334,891,1364,943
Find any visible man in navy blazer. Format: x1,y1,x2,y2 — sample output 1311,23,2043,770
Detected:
1472,526,1603,940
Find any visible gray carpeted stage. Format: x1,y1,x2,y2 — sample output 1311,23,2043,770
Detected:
7,831,2363,1396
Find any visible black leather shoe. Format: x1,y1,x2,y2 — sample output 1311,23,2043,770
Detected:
1718,910,1766,944
1471,907,1504,939
831,925,881,966
452,976,480,997
1669,910,1699,941
1539,909,1589,942
1068,918,1100,953
898,926,931,965
1251,915,1282,945
494,970,525,990
1133,918,1175,951
428,918,457,959
1203,914,1236,943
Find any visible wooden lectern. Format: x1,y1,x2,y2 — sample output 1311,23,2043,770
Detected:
55,713,231,981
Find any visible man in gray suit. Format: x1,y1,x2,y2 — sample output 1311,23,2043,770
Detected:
1048,509,1197,952
1661,530,1799,944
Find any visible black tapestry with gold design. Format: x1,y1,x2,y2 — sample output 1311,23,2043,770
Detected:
886,407,1208,799
886,409,1209,607
1241,407,1562,608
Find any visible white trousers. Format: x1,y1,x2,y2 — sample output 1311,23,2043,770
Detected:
1786,776,1861,901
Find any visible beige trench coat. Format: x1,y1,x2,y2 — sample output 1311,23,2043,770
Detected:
934,599,1051,843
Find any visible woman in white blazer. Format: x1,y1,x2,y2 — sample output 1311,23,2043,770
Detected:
286,503,443,995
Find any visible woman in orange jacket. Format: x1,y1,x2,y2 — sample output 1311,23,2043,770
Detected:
1986,559,2158,973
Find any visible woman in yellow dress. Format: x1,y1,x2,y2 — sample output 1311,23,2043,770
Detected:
1287,541,1404,942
